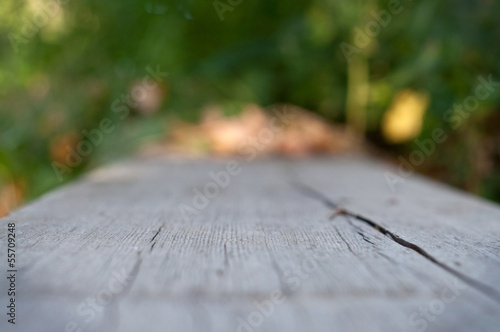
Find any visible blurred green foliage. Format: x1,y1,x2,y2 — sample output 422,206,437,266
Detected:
0,0,499,205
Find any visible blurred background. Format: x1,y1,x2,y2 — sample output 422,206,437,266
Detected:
1,0,499,216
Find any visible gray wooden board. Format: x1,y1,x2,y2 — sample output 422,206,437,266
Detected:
1,155,499,332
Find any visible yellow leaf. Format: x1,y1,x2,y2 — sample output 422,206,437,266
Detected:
382,89,429,143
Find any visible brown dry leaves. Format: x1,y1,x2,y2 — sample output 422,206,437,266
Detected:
0,181,24,218
144,104,362,157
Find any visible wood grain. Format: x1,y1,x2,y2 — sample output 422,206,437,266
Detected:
1,155,499,332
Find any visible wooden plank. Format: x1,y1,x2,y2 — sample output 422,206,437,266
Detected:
1,155,499,332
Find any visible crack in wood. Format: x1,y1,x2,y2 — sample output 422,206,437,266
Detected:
342,217,376,246
334,225,381,280
150,224,164,252
292,182,500,304
333,226,354,254
150,225,164,242
223,242,229,269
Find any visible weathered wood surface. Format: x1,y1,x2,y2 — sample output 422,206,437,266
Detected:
1,155,500,332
